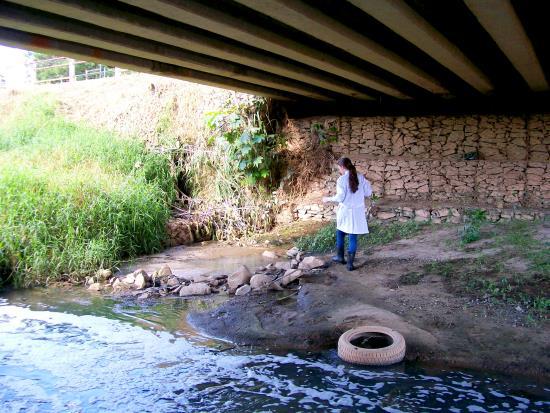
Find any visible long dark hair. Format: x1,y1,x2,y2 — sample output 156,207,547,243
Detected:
338,157,359,193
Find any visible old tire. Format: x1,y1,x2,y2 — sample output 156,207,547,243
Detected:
337,326,406,366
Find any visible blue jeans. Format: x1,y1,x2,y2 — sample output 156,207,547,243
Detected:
336,230,357,254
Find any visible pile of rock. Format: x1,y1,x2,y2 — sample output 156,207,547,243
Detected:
86,248,328,300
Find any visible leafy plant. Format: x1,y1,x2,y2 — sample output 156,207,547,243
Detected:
460,209,486,244
205,98,283,186
311,121,338,145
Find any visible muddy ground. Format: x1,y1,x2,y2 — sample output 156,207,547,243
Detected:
188,224,549,380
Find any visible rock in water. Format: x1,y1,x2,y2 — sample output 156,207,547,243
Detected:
179,283,211,297
262,250,278,259
122,273,136,284
235,284,251,296
298,256,326,270
275,261,291,270
166,277,180,288
250,273,274,290
134,272,148,290
282,269,303,286
87,282,102,291
227,265,252,293
158,265,172,276
286,247,299,258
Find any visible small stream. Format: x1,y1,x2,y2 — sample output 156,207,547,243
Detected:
1,249,549,412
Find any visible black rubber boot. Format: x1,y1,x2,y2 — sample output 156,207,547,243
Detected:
347,252,356,271
332,247,346,264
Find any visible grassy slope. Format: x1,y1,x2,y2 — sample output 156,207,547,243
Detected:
0,94,175,287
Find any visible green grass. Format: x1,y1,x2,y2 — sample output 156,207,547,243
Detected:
295,220,426,253
425,220,549,318
0,94,175,287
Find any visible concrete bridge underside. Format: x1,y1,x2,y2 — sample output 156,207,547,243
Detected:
0,0,548,115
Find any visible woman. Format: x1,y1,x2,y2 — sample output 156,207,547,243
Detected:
322,157,372,271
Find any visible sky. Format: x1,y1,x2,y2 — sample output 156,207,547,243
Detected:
0,45,34,86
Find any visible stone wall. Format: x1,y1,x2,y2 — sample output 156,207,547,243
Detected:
283,113,549,223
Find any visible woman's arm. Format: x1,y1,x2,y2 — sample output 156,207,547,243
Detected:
363,178,373,198
323,177,346,203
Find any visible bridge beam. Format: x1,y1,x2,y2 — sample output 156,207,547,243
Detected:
0,27,298,100
348,0,493,94
120,0,408,99
5,0,375,100
0,2,334,100
465,0,548,91
235,0,448,95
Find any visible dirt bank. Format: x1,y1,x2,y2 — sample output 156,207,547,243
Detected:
188,224,550,380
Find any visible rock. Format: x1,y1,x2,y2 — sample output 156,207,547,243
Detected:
235,284,251,296
250,273,276,290
262,250,278,259
85,276,96,285
96,269,112,281
87,282,102,291
137,292,151,300
179,283,211,297
286,247,300,258
158,265,173,277
122,274,136,284
282,269,303,286
290,259,299,269
376,211,397,220
166,277,180,288
192,274,209,283
275,261,291,270
134,272,148,290
227,265,252,292
298,256,326,270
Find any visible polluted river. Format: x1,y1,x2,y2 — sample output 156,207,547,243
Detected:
1,246,549,412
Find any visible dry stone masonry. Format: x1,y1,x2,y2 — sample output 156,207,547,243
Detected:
284,114,549,223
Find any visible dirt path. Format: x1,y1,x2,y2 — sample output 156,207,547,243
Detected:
189,224,550,380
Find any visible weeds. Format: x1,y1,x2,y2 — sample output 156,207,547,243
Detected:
0,95,175,287
460,208,486,244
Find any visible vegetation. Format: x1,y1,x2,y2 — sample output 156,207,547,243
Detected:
172,97,283,240
295,221,426,253
426,219,549,318
460,208,486,244
0,95,175,287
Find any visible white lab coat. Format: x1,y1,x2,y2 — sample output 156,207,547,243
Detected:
328,172,372,234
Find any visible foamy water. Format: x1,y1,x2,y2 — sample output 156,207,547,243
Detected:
0,289,548,412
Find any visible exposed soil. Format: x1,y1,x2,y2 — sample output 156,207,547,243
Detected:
188,224,550,381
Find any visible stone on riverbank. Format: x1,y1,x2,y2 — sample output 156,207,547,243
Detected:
286,247,300,258
282,269,303,286
179,283,211,297
235,284,251,296
228,265,252,293
250,273,275,290
87,282,102,291
275,261,291,270
298,256,326,270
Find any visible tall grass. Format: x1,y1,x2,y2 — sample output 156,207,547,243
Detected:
0,94,175,287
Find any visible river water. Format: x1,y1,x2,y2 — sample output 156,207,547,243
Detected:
1,287,548,413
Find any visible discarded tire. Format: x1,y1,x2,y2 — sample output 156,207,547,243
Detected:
337,326,406,366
